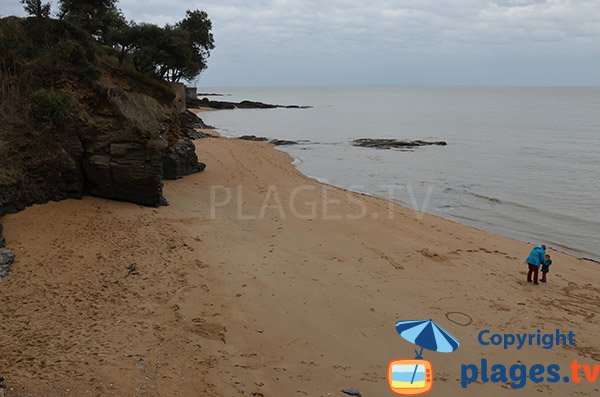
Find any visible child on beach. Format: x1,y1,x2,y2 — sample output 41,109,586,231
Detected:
525,244,547,285
540,254,552,283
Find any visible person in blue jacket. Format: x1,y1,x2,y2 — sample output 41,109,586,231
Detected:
525,244,547,285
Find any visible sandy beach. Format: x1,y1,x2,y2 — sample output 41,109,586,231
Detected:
1,137,599,396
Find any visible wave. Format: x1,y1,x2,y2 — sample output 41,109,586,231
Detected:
460,190,600,229
468,192,502,204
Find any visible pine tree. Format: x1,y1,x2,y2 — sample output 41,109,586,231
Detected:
20,0,51,18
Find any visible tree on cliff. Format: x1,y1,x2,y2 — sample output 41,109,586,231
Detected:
109,10,214,82
20,0,51,18
177,10,214,66
153,24,204,82
58,0,124,42
106,22,138,65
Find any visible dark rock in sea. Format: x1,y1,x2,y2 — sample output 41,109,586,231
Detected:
238,135,270,142
197,92,226,96
269,139,299,146
194,97,236,109
236,100,277,109
0,248,15,278
187,97,311,110
163,138,206,180
341,387,362,396
237,136,302,146
352,138,447,150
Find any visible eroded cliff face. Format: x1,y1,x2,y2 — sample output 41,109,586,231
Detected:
78,80,174,207
0,77,203,215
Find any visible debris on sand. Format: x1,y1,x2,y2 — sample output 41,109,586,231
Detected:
341,387,362,396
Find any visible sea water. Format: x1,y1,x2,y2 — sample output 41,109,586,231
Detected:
198,86,600,261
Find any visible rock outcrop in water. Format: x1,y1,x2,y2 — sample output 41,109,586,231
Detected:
188,97,311,110
238,136,300,146
238,135,269,142
352,138,447,149
269,139,300,146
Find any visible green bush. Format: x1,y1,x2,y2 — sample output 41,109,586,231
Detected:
49,39,101,80
30,88,75,124
116,62,176,101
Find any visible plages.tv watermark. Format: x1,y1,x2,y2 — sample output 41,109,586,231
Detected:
388,323,599,395
207,183,435,220
461,329,600,390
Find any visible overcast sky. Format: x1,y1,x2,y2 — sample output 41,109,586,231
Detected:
2,0,600,87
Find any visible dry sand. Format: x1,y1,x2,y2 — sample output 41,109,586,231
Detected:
1,137,599,396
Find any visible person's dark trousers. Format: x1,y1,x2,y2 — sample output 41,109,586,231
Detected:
541,272,548,282
527,264,539,284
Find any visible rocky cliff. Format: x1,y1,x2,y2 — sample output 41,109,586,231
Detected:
0,16,206,276
0,73,204,214
0,16,205,215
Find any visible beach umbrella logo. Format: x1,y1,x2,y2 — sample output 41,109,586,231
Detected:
387,319,460,396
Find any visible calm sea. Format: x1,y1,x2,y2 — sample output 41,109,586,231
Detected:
198,87,600,261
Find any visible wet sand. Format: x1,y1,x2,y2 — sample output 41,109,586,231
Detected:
188,107,216,114
0,137,599,396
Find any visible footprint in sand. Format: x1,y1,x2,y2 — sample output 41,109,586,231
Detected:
186,317,227,342
490,302,511,312
418,248,449,263
362,245,405,270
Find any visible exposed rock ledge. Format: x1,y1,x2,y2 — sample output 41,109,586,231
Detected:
0,84,206,216
352,138,447,149
238,135,300,146
188,97,311,110
180,110,216,139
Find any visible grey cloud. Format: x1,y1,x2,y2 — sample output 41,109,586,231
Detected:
2,0,599,86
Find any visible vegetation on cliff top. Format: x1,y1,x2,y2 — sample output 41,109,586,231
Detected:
3,0,214,127
16,0,215,83
2,0,214,144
